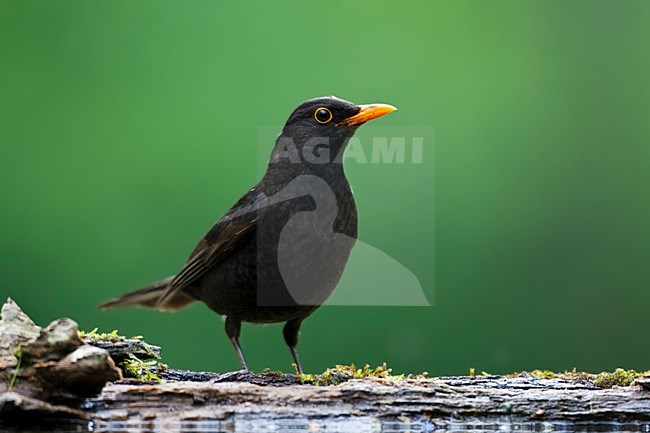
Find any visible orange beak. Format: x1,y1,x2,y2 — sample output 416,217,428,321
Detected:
338,103,397,126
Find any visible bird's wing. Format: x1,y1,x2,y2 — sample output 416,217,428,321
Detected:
156,190,266,305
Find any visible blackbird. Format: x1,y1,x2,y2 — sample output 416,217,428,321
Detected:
99,96,396,373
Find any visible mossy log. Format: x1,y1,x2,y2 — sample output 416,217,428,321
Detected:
85,373,650,430
1,298,649,431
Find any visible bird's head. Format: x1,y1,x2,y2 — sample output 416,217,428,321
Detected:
270,96,396,167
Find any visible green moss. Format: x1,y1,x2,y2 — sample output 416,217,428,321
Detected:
509,368,649,388
593,368,648,387
529,369,558,379
262,368,283,377
294,363,428,386
121,354,167,382
141,343,159,359
8,346,23,392
79,328,163,382
78,328,143,343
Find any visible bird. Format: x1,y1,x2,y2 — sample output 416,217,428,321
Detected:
99,96,397,373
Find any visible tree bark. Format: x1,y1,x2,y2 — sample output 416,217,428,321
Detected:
84,372,650,427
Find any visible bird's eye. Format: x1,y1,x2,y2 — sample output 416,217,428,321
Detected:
314,107,333,124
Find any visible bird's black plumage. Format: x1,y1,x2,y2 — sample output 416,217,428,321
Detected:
99,96,396,372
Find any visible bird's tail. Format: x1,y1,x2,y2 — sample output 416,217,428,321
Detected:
98,276,196,311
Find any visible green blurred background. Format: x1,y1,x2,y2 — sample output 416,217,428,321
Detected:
1,1,648,375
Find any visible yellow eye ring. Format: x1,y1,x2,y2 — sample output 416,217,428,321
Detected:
314,107,333,124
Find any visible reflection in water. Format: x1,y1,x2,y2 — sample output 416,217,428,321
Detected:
2,418,649,433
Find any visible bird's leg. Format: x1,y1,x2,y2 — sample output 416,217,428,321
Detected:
283,318,305,374
225,316,248,371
